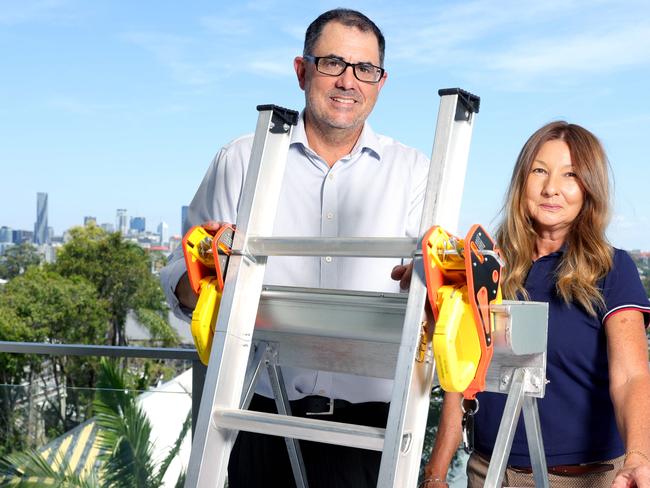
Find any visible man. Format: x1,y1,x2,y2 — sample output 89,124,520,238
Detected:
160,8,429,487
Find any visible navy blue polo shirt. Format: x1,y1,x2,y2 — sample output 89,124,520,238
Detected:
474,248,650,467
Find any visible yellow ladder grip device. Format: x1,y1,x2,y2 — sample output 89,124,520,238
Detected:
191,277,222,365
182,223,235,365
433,285,481,392
422,225,502,398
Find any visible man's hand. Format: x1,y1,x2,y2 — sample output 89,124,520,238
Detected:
202,220,223,234
391,262,413,290
176,220,225,310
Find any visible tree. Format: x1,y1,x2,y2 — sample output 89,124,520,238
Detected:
0,304,37,457
53,225,176,346
0,359,190,488
0,243,41,280
94,359,189,488
0,267,109,453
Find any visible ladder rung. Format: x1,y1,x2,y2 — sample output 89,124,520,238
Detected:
213,408,385,451
244,236,419,258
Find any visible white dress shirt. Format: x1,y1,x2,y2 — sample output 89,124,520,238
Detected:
160,113,429,402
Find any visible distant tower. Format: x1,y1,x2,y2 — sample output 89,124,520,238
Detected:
84,216,97,226
181,205,190,236
0,226,12,243
157,221,169,246
116,209,128,235
130,217,146,234
34,192,48,245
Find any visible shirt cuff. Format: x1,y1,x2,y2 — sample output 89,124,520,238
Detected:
159,252,192,323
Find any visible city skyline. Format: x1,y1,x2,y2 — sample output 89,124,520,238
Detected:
1,1,649,250
1,202,177,240
0,193,177,249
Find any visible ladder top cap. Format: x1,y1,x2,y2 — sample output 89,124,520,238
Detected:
256,104,300,126
437,88,480,114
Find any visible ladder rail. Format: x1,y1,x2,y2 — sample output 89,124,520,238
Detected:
523,396,549,487
484,368,527,487
266,348,310,488
185,106,298,488
378,90,479,487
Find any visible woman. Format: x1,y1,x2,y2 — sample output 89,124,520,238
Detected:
422,121,650,487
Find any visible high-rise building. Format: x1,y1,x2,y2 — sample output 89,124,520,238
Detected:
13,230,34,244
0,226,12,243
181,205,190,236
34,192,48,244
101,223,115,233
130,217,146,234
116,209,128,235
157,221,169,246
84,216,97,226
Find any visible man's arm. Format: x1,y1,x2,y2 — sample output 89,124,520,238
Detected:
175,272,198,310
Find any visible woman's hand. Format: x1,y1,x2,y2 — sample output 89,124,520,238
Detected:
611,460,650,487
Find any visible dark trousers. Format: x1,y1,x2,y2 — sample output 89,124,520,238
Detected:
228,394,390,488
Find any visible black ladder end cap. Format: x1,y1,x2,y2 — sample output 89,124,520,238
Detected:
437,88,480,114
256,104,300,126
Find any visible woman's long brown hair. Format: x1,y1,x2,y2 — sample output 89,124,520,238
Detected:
496,121,613,316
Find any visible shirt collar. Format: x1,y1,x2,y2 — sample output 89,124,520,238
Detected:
290,111,382,161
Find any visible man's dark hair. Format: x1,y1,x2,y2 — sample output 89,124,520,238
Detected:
303,9,386,66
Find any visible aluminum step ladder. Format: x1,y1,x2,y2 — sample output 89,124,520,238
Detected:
184,88,493,488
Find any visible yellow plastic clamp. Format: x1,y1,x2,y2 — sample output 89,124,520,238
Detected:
433,285,481,392
191,277,222,365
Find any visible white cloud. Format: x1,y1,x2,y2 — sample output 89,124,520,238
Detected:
247,60,289,77
47,95,120,115
0,0,72,25
380,0,650,90
200,15,252,36
488,24,650,78
120,31,229,86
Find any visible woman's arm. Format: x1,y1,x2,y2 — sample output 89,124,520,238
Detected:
422,391,463,487
605,309,650,487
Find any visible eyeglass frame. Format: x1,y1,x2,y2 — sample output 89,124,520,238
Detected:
302,55,385,83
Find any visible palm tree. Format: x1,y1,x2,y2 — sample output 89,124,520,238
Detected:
0,448,100,487
0,359,190,488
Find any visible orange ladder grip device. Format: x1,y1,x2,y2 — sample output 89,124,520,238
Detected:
182,223,235,364
422,224,502,400
462,224,502,400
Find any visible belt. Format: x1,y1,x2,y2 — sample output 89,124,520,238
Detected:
291,395,354,416
476,451,615,477
509,463,614,477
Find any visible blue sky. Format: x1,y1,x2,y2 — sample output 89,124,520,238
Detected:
1,0,649,250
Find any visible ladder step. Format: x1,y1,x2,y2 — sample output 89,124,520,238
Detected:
213,408,385,451
245,236,419,258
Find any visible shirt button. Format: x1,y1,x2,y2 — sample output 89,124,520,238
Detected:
325,256,332,263
318,389,326,396
328,174,335,180
326,212,334,220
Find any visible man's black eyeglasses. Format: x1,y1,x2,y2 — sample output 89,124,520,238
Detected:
303,55,385,83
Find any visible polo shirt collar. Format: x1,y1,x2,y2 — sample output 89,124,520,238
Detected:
290,111,382,161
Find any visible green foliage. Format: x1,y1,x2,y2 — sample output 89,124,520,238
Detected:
0,307,34,457
0,360,189,488
630,253,650,298
93,359,189,488
0,449,100,487
0,243,41,280
0,269,109,454
0,267,108,344
53,226,176,345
